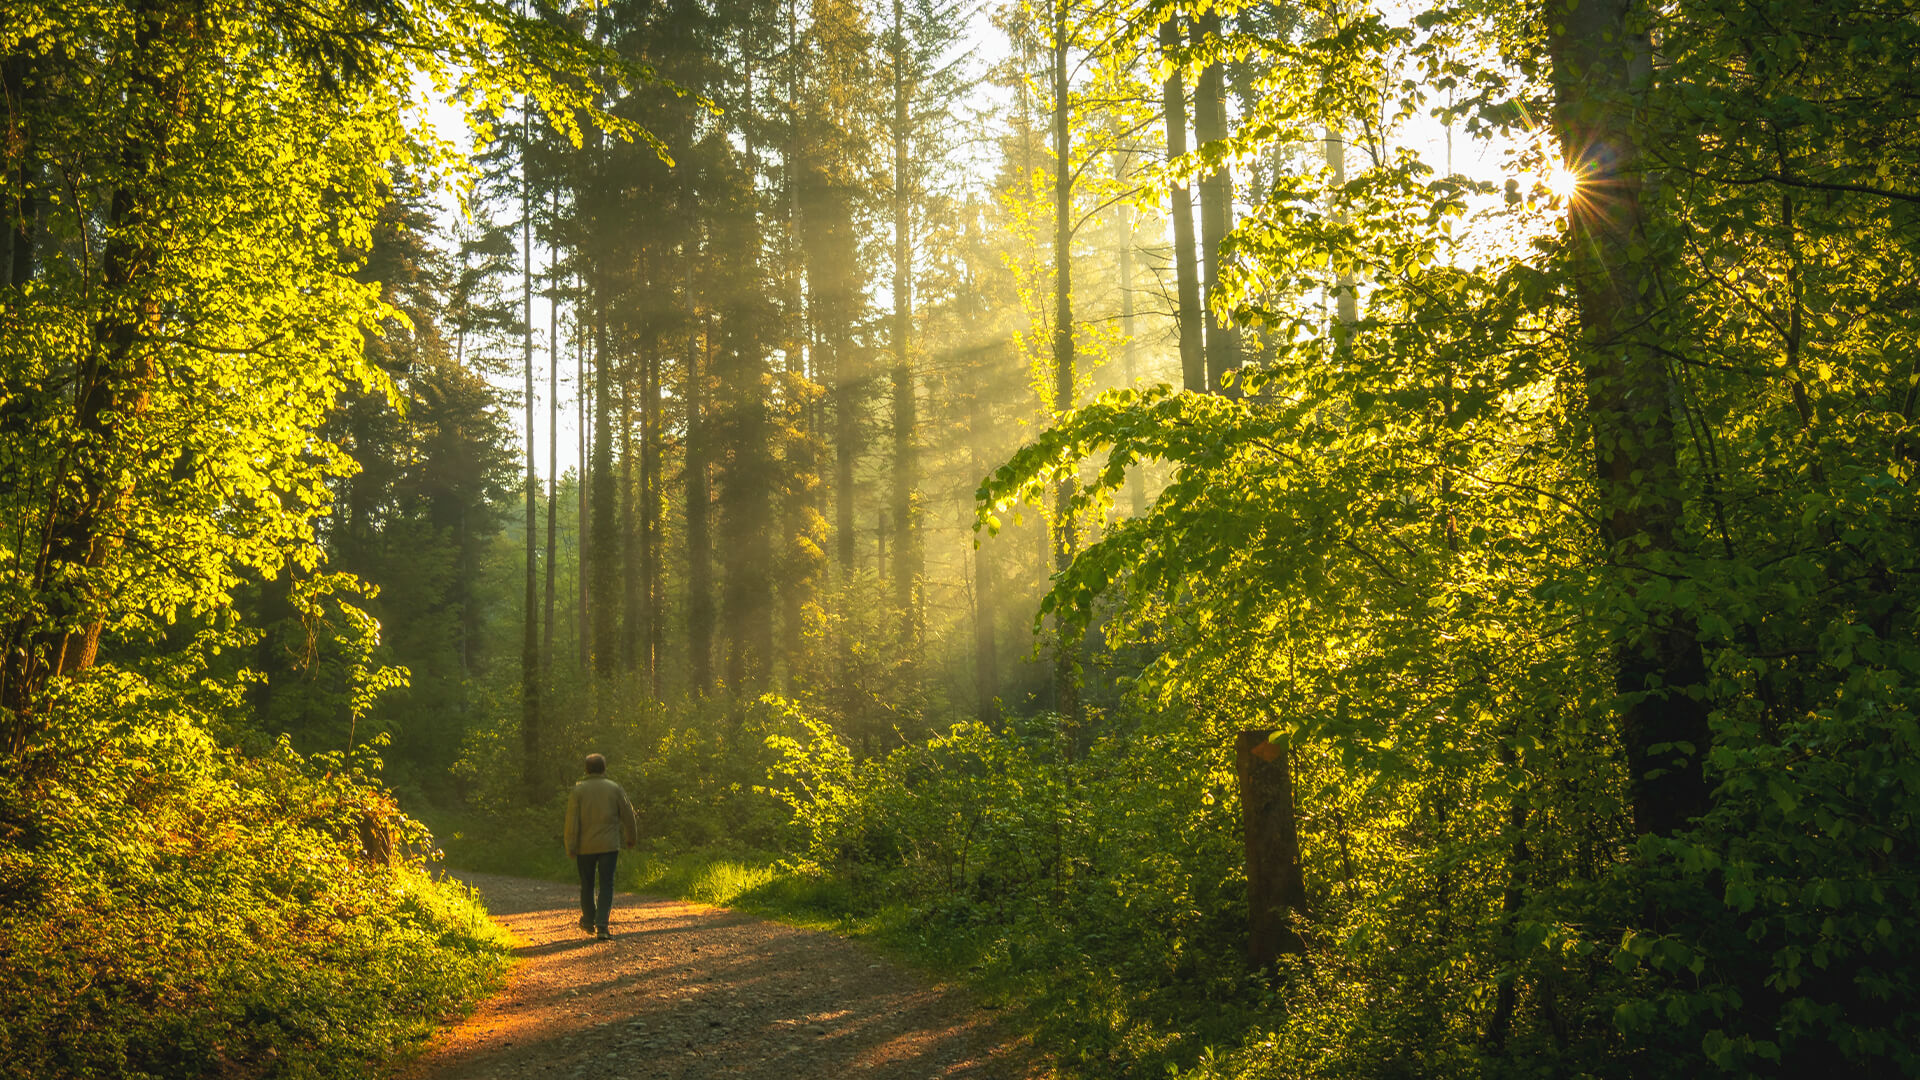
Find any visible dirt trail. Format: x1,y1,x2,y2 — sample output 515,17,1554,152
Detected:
403,873,1043,1080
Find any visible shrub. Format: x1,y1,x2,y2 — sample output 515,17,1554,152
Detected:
0,674,508,1080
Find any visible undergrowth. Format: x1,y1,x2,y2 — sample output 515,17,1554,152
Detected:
0,682,510,1080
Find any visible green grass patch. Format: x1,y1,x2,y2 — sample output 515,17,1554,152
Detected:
621,848,856,927
421,805,854,928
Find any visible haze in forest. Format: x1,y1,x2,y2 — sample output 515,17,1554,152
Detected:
4,0,1919,1077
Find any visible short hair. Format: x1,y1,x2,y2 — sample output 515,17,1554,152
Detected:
584,753,606,774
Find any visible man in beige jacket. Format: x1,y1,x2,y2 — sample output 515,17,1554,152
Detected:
564,753,638,940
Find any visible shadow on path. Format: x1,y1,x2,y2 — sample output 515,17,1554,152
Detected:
405,872,1040,1080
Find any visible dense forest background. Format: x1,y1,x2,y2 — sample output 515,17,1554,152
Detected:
4,0,1919,1075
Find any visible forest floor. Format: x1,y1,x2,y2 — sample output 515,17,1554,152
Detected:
399,872,1045,1080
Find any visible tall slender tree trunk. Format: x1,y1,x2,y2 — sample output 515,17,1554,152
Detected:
1158,18,1206,394
578,282,590,671
688,313,714,697
590,290,618,679
1114,142,1144,516
781,385,820,693
1194,10,1238,397
617,253,641,677
1487,735,1532,1048
542,238,559,670
639,303,661,693
621,350,639,673
520,102,542,803
718,91,776,697
3,55,35,294
963,287,1000,723
832,304,858,574
0,65,163,740
1324,127,1357,345
775,21,821,691
1546,0,1708,837
1050,0,1081,728
889,0,922,649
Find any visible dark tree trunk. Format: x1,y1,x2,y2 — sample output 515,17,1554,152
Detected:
520,107,542,803
621,348,639,673
578,282,590,672
1194,10,1239,397
1235,730,1307,966
832,317,858,574
1115,146,1144,516
1486,738,1532,1049
542,253,559,671
1157,18,1206,395
1546,0,1710,838
1049,0,1081,729
0,14,172,737
590,294,619,679
889,0,922,649
963,314,1000,724
687,315,714,696
3,54,35,294
640,313,661,694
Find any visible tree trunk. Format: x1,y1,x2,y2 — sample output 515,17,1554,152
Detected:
1235,730,1307,966
3,55,35,293
590,292,618,679
578,281,590,672
621,347,639,673
1486,737,1532,1049
964,293,999,724
1115,142,1144,516
832,311,858,574
781,1,810,694
520,105,542,803
1194,10,1239,397
1546,0,1709,838
1157,18,1206,395
687,314,714,696
640,306,661,694
889,0,922,649
1324,128,1357,347
1050,0,1081,728
542,244,559,671
715,138,775,697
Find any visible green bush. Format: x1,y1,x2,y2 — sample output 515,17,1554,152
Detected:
451,681,792,854
0,674,509,1080
767,698,1260,1072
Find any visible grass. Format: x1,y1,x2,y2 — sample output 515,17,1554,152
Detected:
421,804,853,922
623,849,859,929
421,805,972,969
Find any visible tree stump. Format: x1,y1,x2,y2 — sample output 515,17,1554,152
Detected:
356,808,394,867
1236,729,1307,967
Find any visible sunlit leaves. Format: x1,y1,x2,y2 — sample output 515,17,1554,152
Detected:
0,0,645,713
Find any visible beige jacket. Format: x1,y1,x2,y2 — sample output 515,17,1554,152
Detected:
564,775,638,856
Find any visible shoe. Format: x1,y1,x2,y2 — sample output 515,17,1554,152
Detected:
579,916,594,933
596,928,612,941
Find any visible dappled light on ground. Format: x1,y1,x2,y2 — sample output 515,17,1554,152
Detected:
404,874,1036,1080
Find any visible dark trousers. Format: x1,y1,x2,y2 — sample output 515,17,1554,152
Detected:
576,850,618,932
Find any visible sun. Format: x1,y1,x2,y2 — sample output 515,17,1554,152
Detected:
1546,159,1582,202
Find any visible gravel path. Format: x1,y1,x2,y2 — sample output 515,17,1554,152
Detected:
402,873,1043,1080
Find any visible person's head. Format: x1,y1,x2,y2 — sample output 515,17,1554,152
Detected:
584,753,606,775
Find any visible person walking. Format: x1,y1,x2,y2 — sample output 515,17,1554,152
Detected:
564,753,638,940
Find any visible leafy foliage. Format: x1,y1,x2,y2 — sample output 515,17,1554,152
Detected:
0,683,508,1080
